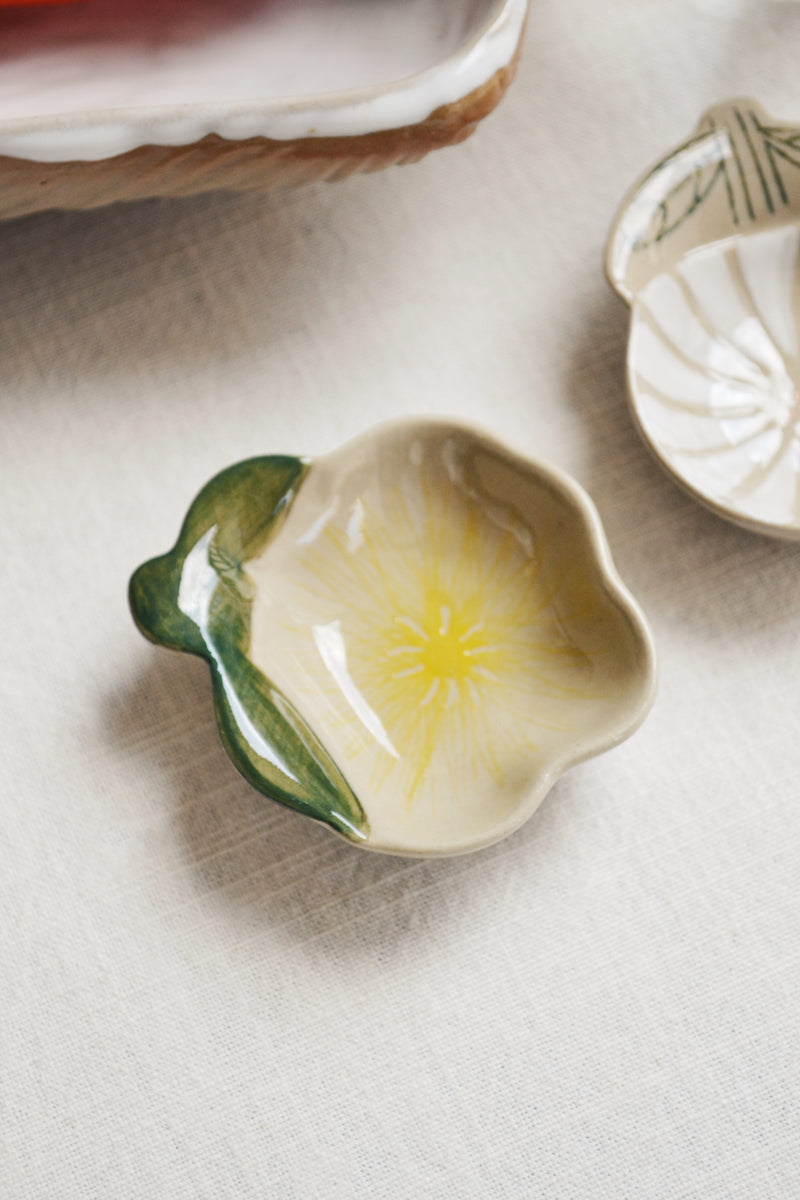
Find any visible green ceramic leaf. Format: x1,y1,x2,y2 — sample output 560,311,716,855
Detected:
129,456,369,843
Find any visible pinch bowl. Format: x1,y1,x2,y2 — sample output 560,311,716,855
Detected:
607,98,800,539
130,420,656,857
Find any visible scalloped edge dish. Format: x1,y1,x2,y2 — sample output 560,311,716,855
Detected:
129,419,656,857
607,98,800,539
0,0,528,217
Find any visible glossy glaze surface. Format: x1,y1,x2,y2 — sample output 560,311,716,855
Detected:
0,0,527,162
130,421,656,856
608,99,800,538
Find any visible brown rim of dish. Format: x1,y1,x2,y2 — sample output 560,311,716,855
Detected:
0,39,522,217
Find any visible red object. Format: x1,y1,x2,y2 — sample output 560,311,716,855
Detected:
0,1,80,6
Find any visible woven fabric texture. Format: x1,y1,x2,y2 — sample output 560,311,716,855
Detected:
2,3,799,1196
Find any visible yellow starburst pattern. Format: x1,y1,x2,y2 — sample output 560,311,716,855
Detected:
247,446,605,850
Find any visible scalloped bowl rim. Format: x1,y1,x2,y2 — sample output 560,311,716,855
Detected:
336,420,658,855
130,416,658,857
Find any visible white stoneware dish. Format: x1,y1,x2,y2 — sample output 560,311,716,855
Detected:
0,0,529,218
607,99,800,539
130,419,657,857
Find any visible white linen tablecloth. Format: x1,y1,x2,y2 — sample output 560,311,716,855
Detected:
2,2,799,1196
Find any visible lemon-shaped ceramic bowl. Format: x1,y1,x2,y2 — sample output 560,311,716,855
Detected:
607,98,800,539
129,420,656,856
0,0,528,219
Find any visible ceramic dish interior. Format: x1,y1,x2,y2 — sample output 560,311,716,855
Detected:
130,420,656,857
607,98,800,539
0,0,527,162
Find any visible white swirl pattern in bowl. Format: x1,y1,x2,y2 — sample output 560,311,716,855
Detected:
607,99,800,538
630,224,800,535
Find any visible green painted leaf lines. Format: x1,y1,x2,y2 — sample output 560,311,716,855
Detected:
633,103,800,255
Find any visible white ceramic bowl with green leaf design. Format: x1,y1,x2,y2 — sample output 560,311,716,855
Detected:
607,98,800,538
130,421,656,856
